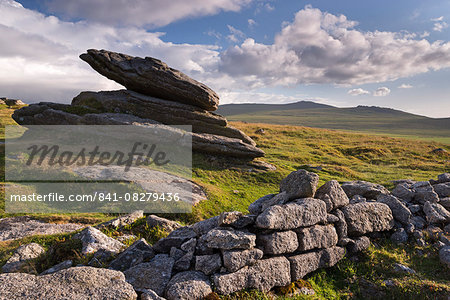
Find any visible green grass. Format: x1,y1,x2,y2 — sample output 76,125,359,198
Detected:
217,105,450,144
0,106,449,298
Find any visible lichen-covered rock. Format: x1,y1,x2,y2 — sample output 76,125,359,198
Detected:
40,260,73,275
279,169,319,200
191,216,219,236
377,194,411,225
97,210,144,229
0,267,137,300
165,271,212,300
109,239,155,271
257,231,298,255
153,227,197,253
204,228,256,250
296,225,338,251
222,248,263,272
289,246,345,280
80,49,219,111
213,257,291,295
332,209,348,240
341,181,389,199
414,183,439,204
315,180,349,212
195,253,222,275
218,211,255,229
248,194,275,215
2,243,45,273
124,254,174,296
346,236,370,253
73,226,125,254
423,201,450,224
255,198,327,230
391,183,414,202
146,215,182,233
342,202,394,236
433,182,450,198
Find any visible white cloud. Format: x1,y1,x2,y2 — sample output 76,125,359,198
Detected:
373,87,391,97
227,25,246,43
0,0,222,102
431,16,444,22
45,0,252,28
433,21,448,32
398,84,413,89
219,6,450,87
248,19,257,28
348,88,369,96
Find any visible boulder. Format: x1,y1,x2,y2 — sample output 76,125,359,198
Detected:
391,183,414,202
433,182,450,198
72,226,125,254
414,183,439,204
204,228,256,250
346,236,371,253
437,173,450,183
191,216,219,236
213,257,291,295
439,246,450,268
153,227,197,253
391,228,409,244
377,194,411,225
289,246,345,280
423,202,450,224
218,211,255,229
257,230,298,255
255,198,327,230
195,254,222,275
165,271,212,300
332,209,348,240
342,202,394,236
80,49,219,111
279,169,319,200
146,215,182,233
315,180,349,211
341,181,389,199
97,210,143,229
109,238,155,271
40,260,72,275
0,266,137,300
124,254,174,296
2,243,45,273
222,248,263,272
260,192,290,212
248,194,275,215
296,225,338,251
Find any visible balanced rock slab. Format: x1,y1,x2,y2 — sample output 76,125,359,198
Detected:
255,198,327,230
342,202,394,236
0,266,137,300
80,49,219,111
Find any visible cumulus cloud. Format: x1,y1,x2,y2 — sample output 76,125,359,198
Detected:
0,0,221,102
373,87,391,97
398,84,413,89
45,0,252,28
348,88,369,96
219,6,450,87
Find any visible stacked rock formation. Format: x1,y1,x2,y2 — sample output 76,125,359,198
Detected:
12,49,264,160
2,171,449,299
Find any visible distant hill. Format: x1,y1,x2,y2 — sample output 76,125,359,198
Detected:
217,101,450,144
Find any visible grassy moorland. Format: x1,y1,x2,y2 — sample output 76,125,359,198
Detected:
0,105,449,299
217,103,450,144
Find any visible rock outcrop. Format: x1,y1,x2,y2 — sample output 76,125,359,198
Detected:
12,50,265,162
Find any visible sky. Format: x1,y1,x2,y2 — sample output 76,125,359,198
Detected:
1,0,450,118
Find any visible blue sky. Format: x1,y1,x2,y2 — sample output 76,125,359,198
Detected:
1,0,450,117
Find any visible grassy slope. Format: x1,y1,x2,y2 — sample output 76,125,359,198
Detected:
1,106,449,298
217,105,450,144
